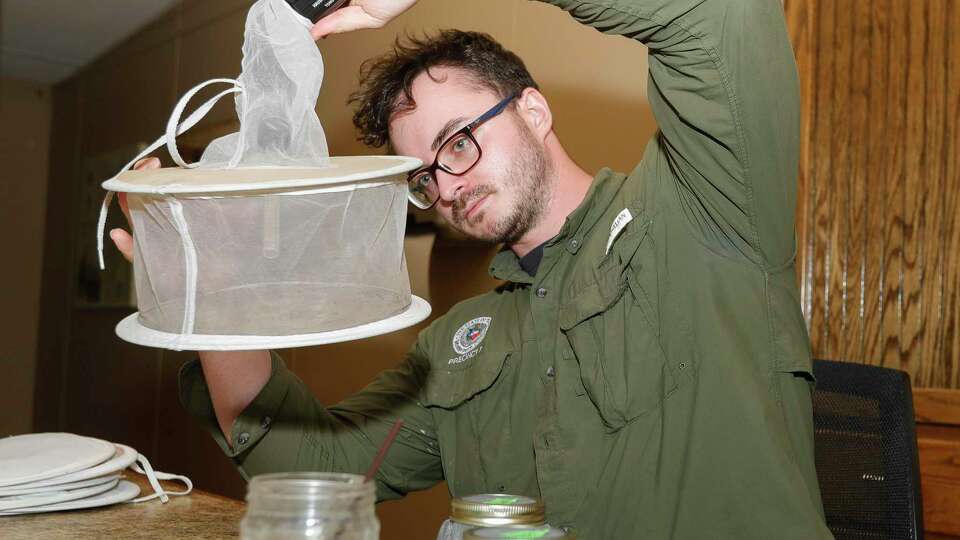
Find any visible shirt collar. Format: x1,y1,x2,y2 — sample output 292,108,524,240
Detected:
488,167,628,283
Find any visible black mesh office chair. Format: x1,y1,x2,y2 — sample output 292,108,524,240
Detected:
812,359,924,540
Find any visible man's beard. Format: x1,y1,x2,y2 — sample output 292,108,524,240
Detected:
449,124,552,245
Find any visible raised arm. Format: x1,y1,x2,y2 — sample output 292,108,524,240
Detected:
314,0,799,266
540,0,801,266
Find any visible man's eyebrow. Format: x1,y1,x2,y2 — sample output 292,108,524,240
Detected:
431,116,469,152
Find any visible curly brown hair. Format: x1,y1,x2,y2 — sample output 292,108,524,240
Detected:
348,30,539,148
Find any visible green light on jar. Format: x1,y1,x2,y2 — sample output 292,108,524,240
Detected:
463,524,572,539
486,496,520,505
502,526,552,538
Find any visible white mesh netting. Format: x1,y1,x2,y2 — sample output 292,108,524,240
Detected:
129,184,410,336
194,0,329,169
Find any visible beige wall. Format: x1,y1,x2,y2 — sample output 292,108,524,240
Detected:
0,78,51,436
36,1,657,538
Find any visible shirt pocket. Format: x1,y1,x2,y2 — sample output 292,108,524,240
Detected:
420,350,512,409
559,217,678,431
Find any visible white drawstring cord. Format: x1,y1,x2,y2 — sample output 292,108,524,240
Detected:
96,78,243,270
128,453,193,504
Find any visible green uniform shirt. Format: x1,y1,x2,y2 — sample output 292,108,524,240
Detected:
180,0,833,537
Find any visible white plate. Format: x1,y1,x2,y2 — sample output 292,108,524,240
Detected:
0,477,120,511
0,474,122,497
116,295,432,351
0,480,141,516
0,434,115,487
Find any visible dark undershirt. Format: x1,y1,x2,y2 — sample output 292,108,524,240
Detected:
518,242,548,277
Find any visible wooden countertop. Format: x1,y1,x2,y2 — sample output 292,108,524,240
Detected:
1,475,245,539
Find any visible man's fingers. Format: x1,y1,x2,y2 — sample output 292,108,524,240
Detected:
120,158,157,225
310,7,384,39
134,157,160,170
117,192,131,223
113,157,157,262
110,228,135,263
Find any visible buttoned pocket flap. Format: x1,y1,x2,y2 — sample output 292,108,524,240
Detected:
421,350,512,409
559,216,650,330
557,213,670,431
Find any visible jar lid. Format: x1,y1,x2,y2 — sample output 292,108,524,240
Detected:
463,525,573,539
451,494,546,527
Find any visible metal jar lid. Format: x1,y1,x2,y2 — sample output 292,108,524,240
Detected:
463,525,573,539
451,494,546,528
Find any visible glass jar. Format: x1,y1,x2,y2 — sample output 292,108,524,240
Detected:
436,494,546,540
240,472,379,540
464,525,573,539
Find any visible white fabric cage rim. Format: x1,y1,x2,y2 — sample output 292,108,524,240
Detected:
115,295,431,351
101,156,421,195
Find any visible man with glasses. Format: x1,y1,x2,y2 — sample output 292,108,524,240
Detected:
129,0,831,537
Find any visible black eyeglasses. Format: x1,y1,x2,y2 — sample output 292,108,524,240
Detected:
406,92,519,210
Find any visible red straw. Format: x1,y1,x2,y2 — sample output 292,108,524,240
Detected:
364,419,404,483
332,420,406,539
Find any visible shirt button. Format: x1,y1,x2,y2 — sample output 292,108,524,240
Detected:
237,432,251,446
569,239,579,250
546,366,555,378
260,416,272,429
536,287,548,298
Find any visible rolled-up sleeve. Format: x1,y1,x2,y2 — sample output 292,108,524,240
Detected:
178,347,444,501
179,352,291,459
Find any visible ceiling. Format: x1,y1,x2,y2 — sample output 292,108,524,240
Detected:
1,0,181,85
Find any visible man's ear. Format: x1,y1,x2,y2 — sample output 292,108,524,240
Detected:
515,87,553,141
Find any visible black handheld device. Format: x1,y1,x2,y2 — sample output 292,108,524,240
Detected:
285,0,350,23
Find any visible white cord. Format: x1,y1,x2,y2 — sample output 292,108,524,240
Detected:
97,78,243,270
167,198,199,336
128,453,193,504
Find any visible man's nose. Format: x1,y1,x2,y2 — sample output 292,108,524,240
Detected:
436,169,469,202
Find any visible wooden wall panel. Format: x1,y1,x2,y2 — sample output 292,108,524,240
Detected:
943,2,960,390
62,308,158,454
788,0,960,389
33,80,81,433
915,389,960,426
787,1,960,535
918,425,960,536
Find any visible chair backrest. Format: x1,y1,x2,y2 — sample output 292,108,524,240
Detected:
812,359,924,540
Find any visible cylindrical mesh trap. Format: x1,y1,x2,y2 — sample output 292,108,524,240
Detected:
95,0,431,351
101,158,429,351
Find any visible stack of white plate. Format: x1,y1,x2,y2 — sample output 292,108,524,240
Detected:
0,433,191,516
